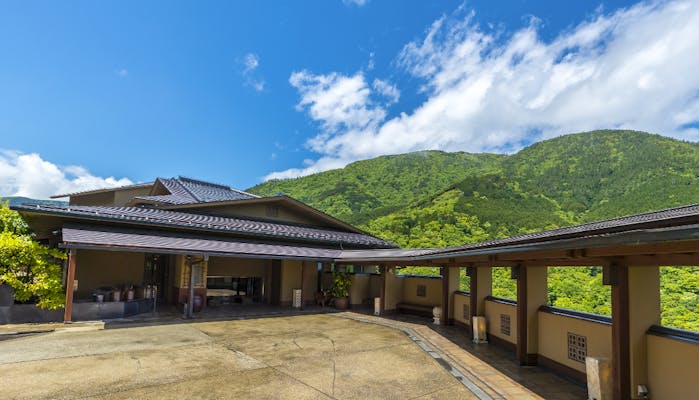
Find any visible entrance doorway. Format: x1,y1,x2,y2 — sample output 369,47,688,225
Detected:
206,276,263,306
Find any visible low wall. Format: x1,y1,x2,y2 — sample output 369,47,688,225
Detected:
537,306,612,382
384,268,403,311
453,292,470,326
350,274,372,306
647,326,699,400
0,304,63,324
399,275,442,307
484,297,517,349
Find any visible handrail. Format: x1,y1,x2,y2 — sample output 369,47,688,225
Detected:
395,274,442,279
538,305,611,325
454,290,470,296
647,325,699,345
485,295,517,306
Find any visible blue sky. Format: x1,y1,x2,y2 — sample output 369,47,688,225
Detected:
2,0,698,198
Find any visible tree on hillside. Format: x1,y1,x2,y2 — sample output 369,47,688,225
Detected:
0,202,65,309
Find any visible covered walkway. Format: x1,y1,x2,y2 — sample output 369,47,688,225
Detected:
340,204,699,400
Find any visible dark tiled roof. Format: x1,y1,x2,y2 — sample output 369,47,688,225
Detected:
433,202,699,255
62,227,341,260
14,204,393,248
337,202,699,262
134,177,259,205
339,248,438,259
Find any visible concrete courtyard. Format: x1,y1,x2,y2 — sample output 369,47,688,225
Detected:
0,314,477,399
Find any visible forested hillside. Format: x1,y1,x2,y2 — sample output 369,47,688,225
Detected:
250,151,504,225
2,197,66,207
249,130,699,330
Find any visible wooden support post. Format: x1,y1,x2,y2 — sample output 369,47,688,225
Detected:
514,265,528,365
468,266,478,330
470,266,491,317
605,264,631,400
300,261,306,309
440,266,459,325
379,264,386,315
63,249,76,323
187,256,195,319
441,267,450,325
514,265,547,366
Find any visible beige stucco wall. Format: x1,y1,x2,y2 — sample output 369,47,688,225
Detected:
70,191,115,206
400,276,442,307
537,311,612,374
74,249,145,299
485,299,517,344
302,262,317,304
69,186,152,206
113,186,153,206
628,266,660,395
350,274,372,306
453,292,471,325
207,257,269,277
384,268,403,311
525,266,548,354
280,260,303,304
647,334,699,400
189,203,332,227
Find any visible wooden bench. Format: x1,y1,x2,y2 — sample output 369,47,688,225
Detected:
396,302,436,318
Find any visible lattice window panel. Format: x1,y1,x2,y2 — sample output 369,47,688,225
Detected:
568,332,587,363
416,284,426,297
500,314,511,336
463,304,470,320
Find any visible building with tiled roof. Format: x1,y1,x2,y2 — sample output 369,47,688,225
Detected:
16,177,395,324
11,177,699,400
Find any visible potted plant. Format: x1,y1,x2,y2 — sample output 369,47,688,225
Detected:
331,271,351,310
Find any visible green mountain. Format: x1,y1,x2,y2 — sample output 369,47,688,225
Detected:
250,151,505,225
249,130,699,330
504,130,699,221
250,130,699,244
2,197,67,207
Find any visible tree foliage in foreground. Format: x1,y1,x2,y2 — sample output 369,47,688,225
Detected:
0,202,66,309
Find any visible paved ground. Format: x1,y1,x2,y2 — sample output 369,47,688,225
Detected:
0,314,477,400
346,313,586,400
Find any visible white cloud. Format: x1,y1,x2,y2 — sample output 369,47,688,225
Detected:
243,53,259,74
0,151,133,199
241,53,265,92
115,69,128,77
343,0,369,6
372,79,400,104
289,71,386,138
367,52,375,70
269,0,699,180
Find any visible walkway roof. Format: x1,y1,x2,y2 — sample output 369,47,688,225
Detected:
61,226,342,261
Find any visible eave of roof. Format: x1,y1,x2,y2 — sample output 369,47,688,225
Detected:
61,226,341,261
337,223,699,264
12,204,396,249
51,182,154,199
336,203,699,263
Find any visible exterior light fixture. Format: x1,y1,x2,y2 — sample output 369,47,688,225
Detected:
472,316,487,343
